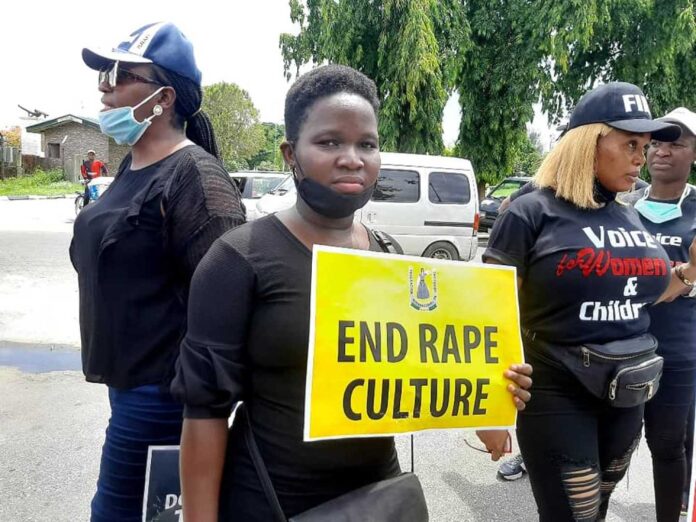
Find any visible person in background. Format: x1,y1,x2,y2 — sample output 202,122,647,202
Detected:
484,82,693,521
70,22,245,522
622,107,696,522
81,149,108,179
172,64,533,521
80,149,108,204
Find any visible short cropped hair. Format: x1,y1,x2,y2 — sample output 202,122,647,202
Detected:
534,123,614,209
284,64,380,142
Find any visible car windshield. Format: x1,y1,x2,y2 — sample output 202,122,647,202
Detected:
270,175,295,194
488,180,527,199
248,176,284,198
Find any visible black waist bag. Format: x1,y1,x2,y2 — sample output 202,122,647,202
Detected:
240,405,429,522
526,331,664,408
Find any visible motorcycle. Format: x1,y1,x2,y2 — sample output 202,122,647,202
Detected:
75,177,113,215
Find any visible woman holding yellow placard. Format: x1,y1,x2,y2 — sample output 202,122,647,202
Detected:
484,82,696,521
172,64,532,521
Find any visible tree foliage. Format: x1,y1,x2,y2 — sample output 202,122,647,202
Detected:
281,1,696,185
511,131,544,177
280,0,467,153
454,1,546,184
202,82,266,171
1,126,21,148
540,0,696,119
247,123,287,171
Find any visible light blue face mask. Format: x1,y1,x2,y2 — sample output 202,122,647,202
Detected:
634,186,690,224
98,87,164,146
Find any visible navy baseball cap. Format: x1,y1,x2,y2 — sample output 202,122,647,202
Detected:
568,82,681,142
82,22,202,85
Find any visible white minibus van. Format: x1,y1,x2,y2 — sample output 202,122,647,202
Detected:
255,152,479,260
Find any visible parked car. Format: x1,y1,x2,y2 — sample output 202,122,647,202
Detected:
479,175,532,232
256,152,479,260
230,171,286,220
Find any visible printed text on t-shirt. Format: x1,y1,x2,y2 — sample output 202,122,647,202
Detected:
556,248,668,277
582,226,658,249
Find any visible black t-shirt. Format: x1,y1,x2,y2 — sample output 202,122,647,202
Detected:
70,145,246,388
623,186,696,368
484,188,671,345
171,215,400,516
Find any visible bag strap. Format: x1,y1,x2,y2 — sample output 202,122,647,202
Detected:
371,229,403,254
240,404,288,522
369,229,415,472
410,434,415,473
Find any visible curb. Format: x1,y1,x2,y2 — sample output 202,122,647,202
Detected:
0,194,74,201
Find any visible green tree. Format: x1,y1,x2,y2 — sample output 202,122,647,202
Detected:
457,0,694,187
202,82,266,171
511,131,544,177
1,126,21,148
247,123,287,171
540,0,696,121
280,0,468,154
281,0,696,187
453,1,546,187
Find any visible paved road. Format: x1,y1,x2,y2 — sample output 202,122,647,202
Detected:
0,199,80,347
0,200,659,521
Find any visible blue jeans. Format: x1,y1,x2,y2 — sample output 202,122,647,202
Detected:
91,385,183,522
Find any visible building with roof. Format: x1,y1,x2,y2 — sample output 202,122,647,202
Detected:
26,114,129,181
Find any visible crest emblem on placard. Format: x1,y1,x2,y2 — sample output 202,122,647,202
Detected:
409,267,438,311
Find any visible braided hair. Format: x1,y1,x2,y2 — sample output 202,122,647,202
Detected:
284,64,380,142
148,65,220,159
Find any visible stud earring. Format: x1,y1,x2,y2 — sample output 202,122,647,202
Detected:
153,105,163,116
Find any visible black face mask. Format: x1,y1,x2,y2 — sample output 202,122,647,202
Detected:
290,143,376,219
294,175,376,219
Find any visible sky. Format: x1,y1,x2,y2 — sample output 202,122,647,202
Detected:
1,1,552,149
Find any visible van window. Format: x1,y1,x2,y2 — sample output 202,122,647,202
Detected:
428,172,471,204
372,169,420,202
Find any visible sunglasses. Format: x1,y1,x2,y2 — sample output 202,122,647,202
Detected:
98,61,162,89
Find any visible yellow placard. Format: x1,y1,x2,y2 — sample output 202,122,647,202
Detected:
304,246,524,441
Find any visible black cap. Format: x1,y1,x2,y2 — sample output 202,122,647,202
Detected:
568,82,681,142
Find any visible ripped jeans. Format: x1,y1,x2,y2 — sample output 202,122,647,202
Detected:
518,349,644,522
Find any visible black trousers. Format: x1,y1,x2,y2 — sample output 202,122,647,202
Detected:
644,365,696,522
517,349,644,522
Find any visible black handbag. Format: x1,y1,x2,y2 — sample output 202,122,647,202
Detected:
240,405,429,522
524,331,664,408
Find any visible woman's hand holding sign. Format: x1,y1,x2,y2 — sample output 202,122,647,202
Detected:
475,362,533,461
505,363,533,410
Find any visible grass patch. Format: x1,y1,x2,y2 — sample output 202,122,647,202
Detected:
0,170,83,197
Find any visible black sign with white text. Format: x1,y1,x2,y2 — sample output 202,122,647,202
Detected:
142,446,181,522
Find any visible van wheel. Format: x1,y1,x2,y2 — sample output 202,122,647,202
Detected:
423,242,458,260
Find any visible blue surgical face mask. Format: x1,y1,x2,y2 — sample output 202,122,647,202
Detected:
635,186,690,223
98,87,164,146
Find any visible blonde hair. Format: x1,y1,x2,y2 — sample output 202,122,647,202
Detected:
534,123,614,209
